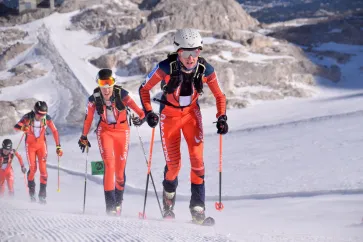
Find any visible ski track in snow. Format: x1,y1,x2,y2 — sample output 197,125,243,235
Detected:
46,164,363,201
0,204,229,242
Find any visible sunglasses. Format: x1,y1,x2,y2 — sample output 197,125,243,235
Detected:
98,78,115,88
178,48,201,58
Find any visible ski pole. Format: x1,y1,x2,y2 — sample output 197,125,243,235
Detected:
139,127,156,219
57,156,60,192
215,134,224,211
83,145,89,214
15,133,25,153
136,125,163,218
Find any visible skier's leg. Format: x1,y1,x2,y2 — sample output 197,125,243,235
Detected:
160,113,182,213
0,170,5,196
114,129,129,211
113,129,129,215
97,127,116,213
182,108,206,222
6,169,14,196
26,143,37,199
37,142,48,201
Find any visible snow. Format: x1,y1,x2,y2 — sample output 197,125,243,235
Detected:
0,9,363,242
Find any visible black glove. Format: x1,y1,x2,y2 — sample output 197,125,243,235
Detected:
132,115,146,127
216,115,228,135
21,166,27,174
78,135,91,153
146,111,159,128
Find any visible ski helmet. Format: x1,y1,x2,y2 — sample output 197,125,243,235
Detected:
96,68,116,88
173,28,203,51
34,101,48,115
2,139,12,150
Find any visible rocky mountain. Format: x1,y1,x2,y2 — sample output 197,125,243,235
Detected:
0,0,361,135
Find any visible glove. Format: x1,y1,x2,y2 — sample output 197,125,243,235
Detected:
216,115,228,135
146,111,159,128
78,135,91,153
21,125,30,133
132,116,146,127
56,145,63,157
21,166,27,174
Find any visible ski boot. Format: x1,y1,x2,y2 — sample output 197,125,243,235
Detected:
38,196,47,205
115,189,123,216
115,203,122,216
38,184,47,205
190,206,215,226
28,180,36,203
30,195,36,203
162,190,176,219
190,206,205,224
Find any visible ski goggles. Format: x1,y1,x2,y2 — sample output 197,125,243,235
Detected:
178,48,201,58
97,77,115,88
35,111,47,116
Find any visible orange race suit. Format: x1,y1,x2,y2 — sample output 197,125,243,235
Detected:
82,85,145,212
0,148,25,196
14,111,60,198
139,53,226,209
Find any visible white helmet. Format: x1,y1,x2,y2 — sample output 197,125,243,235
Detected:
173,28,203,51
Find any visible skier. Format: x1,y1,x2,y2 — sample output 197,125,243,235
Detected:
0,139,27,196
14,101,63,203
138,28,228,224
78,68,145,216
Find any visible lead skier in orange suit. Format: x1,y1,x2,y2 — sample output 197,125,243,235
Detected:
138,28,228,224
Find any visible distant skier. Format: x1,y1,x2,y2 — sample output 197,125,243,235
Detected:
138,28,228,224
78,68,145,216
14,101,63,204
0,139,26,196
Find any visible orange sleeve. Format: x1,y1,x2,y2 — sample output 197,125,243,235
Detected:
47,119,60,146
82,101,96,136
205,72,227,118
14,115,30,131
139,68,167,112
123,95,145,119
15,151,24,167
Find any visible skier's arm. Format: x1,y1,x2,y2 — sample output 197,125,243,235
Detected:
139,64,167,112
82,100,96,136
123,95,145,119
205,65,226,118
14,115,29,131
14,151,24,167
46,117,60,146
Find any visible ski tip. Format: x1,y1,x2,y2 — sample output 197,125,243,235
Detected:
202,217,215,226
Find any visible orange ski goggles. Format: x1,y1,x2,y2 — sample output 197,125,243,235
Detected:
97,77,115,88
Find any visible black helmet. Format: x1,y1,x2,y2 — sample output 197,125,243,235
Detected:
97,68,113,80
34,101,48,115
2,139,12,150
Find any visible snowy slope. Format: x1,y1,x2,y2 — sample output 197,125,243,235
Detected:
1,6,363,242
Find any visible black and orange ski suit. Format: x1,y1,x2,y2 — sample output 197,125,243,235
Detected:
14,112,60,197
0,149,24,195
82,87,145,211
139,55,226,209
